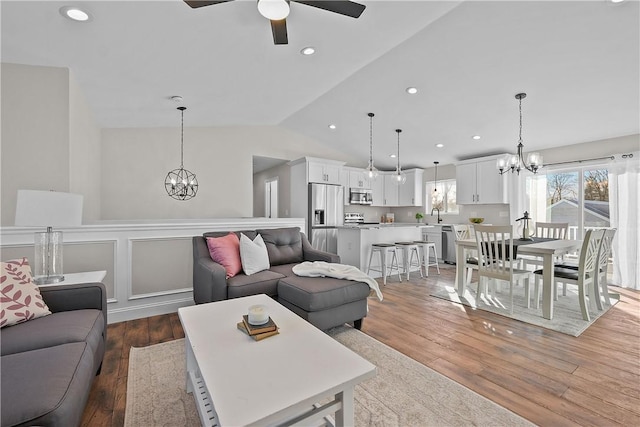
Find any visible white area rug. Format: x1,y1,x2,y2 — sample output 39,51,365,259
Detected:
124,326,533,427
431,283,619,337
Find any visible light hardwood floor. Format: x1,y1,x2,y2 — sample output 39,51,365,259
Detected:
81,266,640,426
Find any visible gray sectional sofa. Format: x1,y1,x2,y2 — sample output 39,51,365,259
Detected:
193,227,371,330
0,282,107,427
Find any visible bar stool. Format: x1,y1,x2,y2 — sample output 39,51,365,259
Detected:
366,243,402,285
414,240,440,277
395,242,423,280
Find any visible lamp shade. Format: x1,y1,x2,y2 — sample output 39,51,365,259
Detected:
15,190,83,227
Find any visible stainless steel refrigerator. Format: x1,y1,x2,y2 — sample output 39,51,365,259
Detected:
308,183,344,254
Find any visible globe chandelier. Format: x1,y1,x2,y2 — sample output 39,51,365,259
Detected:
165,106,198,200
497,92,542,175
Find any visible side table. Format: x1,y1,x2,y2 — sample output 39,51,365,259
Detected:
37,270,107,287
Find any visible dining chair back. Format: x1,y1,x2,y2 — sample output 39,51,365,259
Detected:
453,224,474,285
535,222,569,239
533,228,604,321
595,228,617,307
473,225,532,314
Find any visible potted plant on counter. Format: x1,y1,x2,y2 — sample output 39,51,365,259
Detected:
415,212,424,223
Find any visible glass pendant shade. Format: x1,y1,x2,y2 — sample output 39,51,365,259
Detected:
393,128,406,185
365,112,378,180
165,106,198,200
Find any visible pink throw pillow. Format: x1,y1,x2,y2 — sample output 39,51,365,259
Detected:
206,233,242,278
1,257,51,328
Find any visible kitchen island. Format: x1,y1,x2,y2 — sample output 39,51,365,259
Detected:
337,224,435,278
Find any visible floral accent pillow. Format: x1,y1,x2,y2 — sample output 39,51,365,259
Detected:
1,258,51,328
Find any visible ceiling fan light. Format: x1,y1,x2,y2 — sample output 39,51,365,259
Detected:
257,0,290,20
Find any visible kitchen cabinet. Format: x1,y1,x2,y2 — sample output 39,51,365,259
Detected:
456,157,508,204
375,169,424,207
371,174,384,207
382,174,399,206
308,160,342,185
422,226,443,262
398,169,424,206
340,169,350,205
348,169,371,189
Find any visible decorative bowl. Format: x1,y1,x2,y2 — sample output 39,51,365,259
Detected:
469,217,484,224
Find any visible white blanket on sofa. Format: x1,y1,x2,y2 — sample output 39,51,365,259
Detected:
292,261,383,301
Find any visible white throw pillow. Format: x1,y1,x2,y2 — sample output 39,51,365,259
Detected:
239,233,270,276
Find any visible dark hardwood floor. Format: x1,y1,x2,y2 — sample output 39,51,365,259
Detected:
81,266,640,426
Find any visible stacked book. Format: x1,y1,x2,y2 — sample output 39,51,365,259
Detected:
237,315,279,341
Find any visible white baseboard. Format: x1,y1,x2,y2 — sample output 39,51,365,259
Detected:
107,296,194,324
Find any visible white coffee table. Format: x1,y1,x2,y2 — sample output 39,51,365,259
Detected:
178,294,376,427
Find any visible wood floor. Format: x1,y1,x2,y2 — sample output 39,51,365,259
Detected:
81,266,640,426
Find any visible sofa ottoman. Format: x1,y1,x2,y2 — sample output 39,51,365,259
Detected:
277,275,370,331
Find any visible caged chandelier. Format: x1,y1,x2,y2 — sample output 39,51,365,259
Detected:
365,112,378,179
496,92,542,175
165,106,198,200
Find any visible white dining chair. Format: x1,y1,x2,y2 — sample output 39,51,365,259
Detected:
554,228,617,310
474,225,532,314
532,228,604,321
453,224,475,285
521,222,570,271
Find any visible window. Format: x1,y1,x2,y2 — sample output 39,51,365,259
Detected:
526,166,610,240
425,179,458,214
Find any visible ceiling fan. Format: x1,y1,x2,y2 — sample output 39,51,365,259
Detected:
183,0,366,45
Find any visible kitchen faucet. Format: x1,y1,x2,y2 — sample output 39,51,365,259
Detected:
431,207,443,223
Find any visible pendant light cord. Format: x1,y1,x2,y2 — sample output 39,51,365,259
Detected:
369,113,374,166
180,107,185,169
518,95,523,145
396,129,402,173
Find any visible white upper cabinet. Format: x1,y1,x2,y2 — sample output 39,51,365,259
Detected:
348,169,371,189
382,174,400,206
456,156,508,204
398,169,424,207
371,174,384,206
304,158,343,185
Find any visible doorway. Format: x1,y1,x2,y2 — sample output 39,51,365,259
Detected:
265,178,278,218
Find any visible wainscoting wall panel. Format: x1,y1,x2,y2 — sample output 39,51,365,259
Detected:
0,218,305,323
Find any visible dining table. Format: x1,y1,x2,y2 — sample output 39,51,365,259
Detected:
455,238,582,319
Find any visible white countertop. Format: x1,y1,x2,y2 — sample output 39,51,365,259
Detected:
339,223,436,230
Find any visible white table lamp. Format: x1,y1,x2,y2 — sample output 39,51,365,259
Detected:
15,190,83,284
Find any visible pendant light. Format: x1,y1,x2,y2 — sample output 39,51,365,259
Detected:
165,106,198,200
433,161,439,195
393,129,406,185
497,92,543,175
365,112,378,180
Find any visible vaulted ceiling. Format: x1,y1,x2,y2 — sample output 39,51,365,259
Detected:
2,0,638,169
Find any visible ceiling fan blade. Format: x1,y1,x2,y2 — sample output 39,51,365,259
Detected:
293,1,365,18
271,19,288,45
183,0,234,9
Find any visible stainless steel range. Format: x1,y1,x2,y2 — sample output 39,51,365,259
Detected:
344,212,365,224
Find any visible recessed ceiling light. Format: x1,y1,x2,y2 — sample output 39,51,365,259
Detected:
300,46,315,55
609,0,625,3
472,135,481,140
435,143,444,148
328,124,336,130
406,87,418,95
389,154,397,158
60,6,91,22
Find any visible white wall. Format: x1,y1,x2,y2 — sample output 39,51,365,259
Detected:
1,63,70,225
69,71,101,222
101,126,359,220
